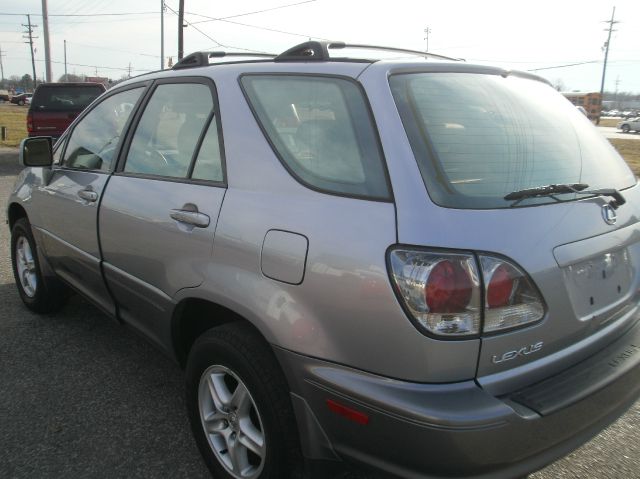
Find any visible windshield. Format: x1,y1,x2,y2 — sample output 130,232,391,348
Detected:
32,85,104,111
390,72,636,209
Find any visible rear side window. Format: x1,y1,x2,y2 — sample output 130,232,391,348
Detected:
241,75,390,200
32,85,104,111
390,73,636,209
124,83,215,179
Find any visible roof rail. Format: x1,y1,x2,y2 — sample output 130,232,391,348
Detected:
173,51,275,70
173,41,462,70
273,40,462,62
328,42,462,62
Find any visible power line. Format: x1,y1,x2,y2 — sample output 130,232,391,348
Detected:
165,3,268,53
67,41,161,58
188,0,316,25
195,15,331,41
7,55,153,73
0,11,158,17
527,60,600,71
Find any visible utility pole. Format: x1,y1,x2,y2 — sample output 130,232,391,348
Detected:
178,0,185,60
161,0,165,69
64,39,67,80
423,27,431,53
127,63,132,78
22,14,38,90
0,45,5,82
598,6,618,125
41,0,52,82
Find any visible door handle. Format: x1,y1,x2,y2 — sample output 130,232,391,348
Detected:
78,188,98,202
170,209,210,228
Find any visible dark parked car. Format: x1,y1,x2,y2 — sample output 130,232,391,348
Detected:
27,82,106,141
10,93,32,105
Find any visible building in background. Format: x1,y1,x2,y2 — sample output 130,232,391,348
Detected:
562,91,602,121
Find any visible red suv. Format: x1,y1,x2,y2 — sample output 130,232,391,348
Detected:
28,82,106,141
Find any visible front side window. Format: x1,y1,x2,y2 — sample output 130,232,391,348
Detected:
124,83,214,178
241,75,390,200
63,87,143,171
390,73,636,209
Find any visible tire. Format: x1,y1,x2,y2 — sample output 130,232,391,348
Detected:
18,100,24,106
622,124,630,133
186,322,303,479
11,218,68,313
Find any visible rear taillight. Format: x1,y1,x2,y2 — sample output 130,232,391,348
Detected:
389,248,546,338
480,256,545,333
389,250,481,337
27,112,33,133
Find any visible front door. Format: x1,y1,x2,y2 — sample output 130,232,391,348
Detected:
33,85,146,316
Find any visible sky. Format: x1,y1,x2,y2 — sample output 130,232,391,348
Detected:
1,0,639,93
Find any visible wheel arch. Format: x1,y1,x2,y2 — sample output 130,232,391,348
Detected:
171,297,269,368
8,202,28,230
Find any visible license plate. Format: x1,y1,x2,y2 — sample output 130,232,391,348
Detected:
563,248,633,321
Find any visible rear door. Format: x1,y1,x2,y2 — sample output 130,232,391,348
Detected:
99,78,226,347
32,84,146,315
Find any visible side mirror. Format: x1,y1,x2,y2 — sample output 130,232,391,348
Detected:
19,137,53,167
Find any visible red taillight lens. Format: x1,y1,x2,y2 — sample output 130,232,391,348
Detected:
27,113,33,133
486,264,515,308
389,250,481,337
389,248,545,338
480,256,545,333
425,260,473,312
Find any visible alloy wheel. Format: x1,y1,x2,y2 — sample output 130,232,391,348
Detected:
198,364,266,479
15,236,37,297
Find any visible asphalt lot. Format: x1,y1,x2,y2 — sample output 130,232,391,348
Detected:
597,126,640,140
0,147,639,478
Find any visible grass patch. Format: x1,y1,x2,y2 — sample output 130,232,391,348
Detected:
598,118,620,128
610,138,640,176
0,103,28,147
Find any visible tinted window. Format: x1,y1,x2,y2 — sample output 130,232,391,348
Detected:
32,85,104,111
191,116,223,182
241,75,390,200
390,73,636,209
63,87,143,171
124,83,213,178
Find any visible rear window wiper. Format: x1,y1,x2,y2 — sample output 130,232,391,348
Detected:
505,183,626,209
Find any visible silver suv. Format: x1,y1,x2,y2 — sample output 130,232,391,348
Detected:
7,41,640,479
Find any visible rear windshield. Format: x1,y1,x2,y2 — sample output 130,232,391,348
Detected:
390,73,637,209
32,85,104,111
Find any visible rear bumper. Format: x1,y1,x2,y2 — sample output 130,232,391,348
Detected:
276,318,640,478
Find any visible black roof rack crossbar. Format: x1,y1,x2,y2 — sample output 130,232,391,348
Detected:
274,41,332,62
328,42,462,61
173,51,276,70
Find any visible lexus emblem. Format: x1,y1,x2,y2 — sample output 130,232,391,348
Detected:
602,204,617,225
